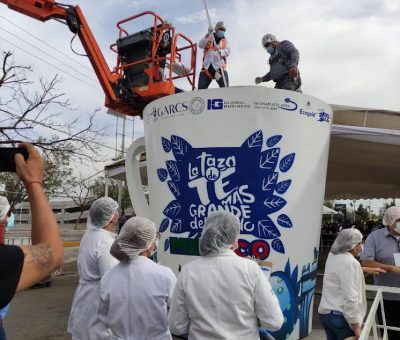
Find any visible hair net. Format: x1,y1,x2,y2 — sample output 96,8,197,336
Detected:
0,196,10,220
87,197,118,230
382,206,400,226
215,21,225,31
199,212,240,256
262,33,277,46
110,217,156,261
330,229,363,254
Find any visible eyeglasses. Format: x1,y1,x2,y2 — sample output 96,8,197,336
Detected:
263,42,271,49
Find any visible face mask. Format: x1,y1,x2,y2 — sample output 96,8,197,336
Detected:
216,30,225,39
266,46,275,54
395,222,400,234
7,213,15,230
150,239,159,257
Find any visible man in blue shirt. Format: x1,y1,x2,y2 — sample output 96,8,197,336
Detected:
360,206,400,340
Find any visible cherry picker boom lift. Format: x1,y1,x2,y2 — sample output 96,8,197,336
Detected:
0,0,197,116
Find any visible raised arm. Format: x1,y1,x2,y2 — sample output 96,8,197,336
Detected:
15,143,64,291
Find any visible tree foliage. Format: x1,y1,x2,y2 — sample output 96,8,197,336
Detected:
0,51,105,162
355,203,370,222
91,176,131,210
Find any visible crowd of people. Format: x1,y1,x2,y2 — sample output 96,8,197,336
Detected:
319,207,400,340
322,219,383,237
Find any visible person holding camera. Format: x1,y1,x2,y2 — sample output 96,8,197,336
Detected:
0,143,64,313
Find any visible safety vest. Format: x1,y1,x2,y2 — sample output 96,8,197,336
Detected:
203,35,227,70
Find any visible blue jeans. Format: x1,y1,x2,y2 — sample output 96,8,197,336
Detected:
319,312,355,340
275,75,301,91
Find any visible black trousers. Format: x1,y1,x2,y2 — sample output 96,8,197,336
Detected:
377,299,400,340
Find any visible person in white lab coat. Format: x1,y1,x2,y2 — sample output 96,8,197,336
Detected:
98,217,176,340
168,211,284,339
318,229,367,340
67,197,119,340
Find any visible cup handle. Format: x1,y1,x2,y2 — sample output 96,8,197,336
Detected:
125,137,151,219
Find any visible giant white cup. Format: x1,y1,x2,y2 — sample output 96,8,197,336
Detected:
126,86,332,339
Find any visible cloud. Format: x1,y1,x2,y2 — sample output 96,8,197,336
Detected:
174,8,217,25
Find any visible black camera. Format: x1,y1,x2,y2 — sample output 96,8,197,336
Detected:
0,147,29,172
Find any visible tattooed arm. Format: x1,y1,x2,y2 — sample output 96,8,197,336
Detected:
15,143,64,292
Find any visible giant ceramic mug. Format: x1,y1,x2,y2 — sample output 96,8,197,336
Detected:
126,86,332,340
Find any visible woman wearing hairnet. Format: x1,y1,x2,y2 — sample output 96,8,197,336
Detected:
98,217,176,339
67,197,119,340
318,229,367,340
168,211,283,339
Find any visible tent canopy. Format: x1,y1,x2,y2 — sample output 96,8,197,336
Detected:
326,104,400,199
322,205,340,215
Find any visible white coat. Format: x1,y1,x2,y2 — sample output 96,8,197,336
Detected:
168,249,284,340
67,228,118,340
98,256,177,340
318,252,367,325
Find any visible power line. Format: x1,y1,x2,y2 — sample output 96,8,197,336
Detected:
0,34,102,92
0,26,99,86
0,14,94,74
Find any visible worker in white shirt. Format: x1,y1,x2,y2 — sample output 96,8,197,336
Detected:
98,217,176,339
168,211,283,339
198,21,230,89
68,197,119,340
318,229,367,340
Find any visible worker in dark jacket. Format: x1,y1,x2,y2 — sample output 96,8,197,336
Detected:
255,33,301,91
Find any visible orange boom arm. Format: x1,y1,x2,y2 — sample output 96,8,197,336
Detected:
0,0,197,116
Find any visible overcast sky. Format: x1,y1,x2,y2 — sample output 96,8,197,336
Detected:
1,0,399,186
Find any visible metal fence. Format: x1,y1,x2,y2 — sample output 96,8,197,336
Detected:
361,285,400,339
5,237,31,246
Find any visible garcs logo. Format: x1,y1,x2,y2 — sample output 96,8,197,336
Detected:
156,130,296,259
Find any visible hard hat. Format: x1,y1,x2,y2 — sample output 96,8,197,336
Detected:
262,33,277,46
215,21,225,31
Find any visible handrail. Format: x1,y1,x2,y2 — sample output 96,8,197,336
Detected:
360,285,400,339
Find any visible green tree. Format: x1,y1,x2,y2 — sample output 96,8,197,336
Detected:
0,144,73,209
385,199,396,209
355,204,370,222
324,200,334,209
91,176,131,210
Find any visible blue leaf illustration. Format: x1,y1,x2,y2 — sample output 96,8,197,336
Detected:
276,179,291,194
159,218,170,232
279,153,296,173
164,239,170,251
166,160,180,181
291,265,299,284
257,218,281,239
168,181,181,198
277,214,293,228
161,137,171,152
272,239,285,254
264,196,287,213
285,260,291,276
171,135,192,160
241,130,263,149
260,148,280,170
262,172,278,193
171,219,182,233
163,201,181,219
188,229,200,238
157,168,168,182
266,135,282,147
